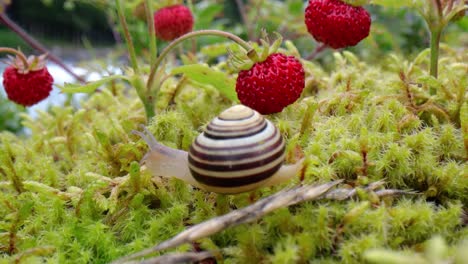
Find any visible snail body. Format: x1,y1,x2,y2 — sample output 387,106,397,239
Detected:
136,105,303,194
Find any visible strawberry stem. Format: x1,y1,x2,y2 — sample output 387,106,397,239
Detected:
0,47,29,68
433,0,443,18
115,0,156,120
146,29,255,91
115,0,140,74
306,43,328,60
429,27,441,94
132,75,156,121
235,0,255,40
144,0,157,64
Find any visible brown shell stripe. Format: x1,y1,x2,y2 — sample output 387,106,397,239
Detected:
189,160,284,187
205,117,265,138
188,138,284,171
191,123,280,153
188,136,285,187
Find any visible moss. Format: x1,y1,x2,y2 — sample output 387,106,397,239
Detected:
0,45,466,263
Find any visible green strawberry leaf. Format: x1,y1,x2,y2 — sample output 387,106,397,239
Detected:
58,75,130,93
171,64,239,102
200,42,240,59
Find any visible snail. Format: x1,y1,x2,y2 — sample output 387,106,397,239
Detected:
134,104,304,194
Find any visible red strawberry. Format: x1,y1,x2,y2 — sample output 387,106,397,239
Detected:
235,53,305,114
154,4,194,41
2,54,53,107
304,0,371,49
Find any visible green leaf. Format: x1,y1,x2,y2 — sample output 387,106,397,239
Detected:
171,64,239,102
200,43,234,58
194,4,223,29
58,75,130,93
288,0,303,15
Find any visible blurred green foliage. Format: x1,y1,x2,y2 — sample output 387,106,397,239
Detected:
0,29,31,51
2,0,113,44
0,93,25,133
2,0,466,60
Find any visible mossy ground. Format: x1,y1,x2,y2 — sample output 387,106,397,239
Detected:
0,44,466,263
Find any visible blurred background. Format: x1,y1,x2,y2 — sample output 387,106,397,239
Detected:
1,0,467,133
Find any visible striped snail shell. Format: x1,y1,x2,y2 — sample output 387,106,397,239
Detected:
135,105,303,194
188,105,285,193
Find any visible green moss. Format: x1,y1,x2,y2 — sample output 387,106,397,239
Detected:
0,45,466,263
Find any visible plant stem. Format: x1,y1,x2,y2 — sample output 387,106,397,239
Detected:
433,0,443,17
144,0,157,63
133,76,155,120
235,0,254,40
115,0,156,120
0,13,86,83
146,29,254,90
306,43,328,60
0,47,28,67
115,0,139,74
429,27,441,94
187,0,194,13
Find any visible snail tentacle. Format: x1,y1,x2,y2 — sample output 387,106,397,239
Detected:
133,127,203,188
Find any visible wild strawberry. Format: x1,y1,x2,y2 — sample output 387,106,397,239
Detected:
304,0,371,49
2,54,53,107
154,4,194,41
235,53,305,114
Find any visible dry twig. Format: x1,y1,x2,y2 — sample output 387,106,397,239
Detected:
112,180,418,264
112,180,342,263
124,251,215,264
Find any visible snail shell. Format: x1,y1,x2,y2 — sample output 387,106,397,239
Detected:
188,105,285,193
135,104,303,194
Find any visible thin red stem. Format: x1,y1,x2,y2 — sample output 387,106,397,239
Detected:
306,43,328,60
434,0,443,17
